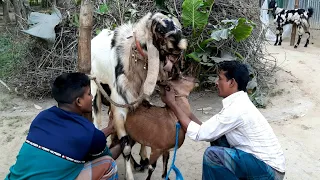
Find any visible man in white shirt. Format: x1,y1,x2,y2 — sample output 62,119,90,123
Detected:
161,61,285,180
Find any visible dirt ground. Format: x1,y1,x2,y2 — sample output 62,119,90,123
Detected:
1,36,320,179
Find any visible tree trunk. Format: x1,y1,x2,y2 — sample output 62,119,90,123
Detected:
78,0,93,121
10,0,23,27
19,0,27,20
3,0,11,24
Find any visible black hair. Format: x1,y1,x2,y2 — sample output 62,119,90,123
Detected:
218,61,250,92
51,72,90,104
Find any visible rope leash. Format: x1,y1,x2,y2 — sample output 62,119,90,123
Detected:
165,122,184,180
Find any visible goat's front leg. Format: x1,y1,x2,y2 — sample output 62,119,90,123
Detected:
139,145,149,170
278,27,283,46
294,25,304,48
275,26,281,46
146,149,163,180
161,151,170,179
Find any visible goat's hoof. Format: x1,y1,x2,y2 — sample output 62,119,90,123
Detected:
140,158,150,167
162,174,170,180
274,43,278,46
278,43,282,46
294,45,298,48
304,45,308,47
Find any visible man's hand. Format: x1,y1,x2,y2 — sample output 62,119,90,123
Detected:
160,85,176,107
107,116,115,134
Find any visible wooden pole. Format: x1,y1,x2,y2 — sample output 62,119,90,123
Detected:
78,0,93,121
78,0,93,74
290,0,299,46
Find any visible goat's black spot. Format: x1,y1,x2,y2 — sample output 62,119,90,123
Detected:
111,30,118,48
115,57,124,79
100,83,111,106
141,43,147,51
93,95,99,113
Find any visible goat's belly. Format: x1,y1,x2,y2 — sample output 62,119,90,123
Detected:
125,107,179,149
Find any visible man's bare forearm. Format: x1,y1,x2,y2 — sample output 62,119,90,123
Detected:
167,103,192,132
189,113,202,125
101,127,113,138
110,143,122,160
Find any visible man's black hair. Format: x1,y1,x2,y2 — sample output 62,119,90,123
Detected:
52,72,90,104
218,61,250,92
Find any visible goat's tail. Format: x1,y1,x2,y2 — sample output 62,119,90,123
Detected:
307,8,314,19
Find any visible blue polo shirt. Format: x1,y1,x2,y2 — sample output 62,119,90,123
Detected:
6,106,111,180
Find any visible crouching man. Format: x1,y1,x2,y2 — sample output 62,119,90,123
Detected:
161,61,286,180
6,72,123,180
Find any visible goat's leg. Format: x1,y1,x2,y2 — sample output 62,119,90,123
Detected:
111,107,134,180
146,149,163,180
139,145,149,170
294,25,304,48
161,151,170,179
278,27,283,46
91,80,101,128
275,26,280,46
304,31,311,47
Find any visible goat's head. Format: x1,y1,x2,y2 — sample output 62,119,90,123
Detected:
268,0,277,15
149,13,187,73
138,12,188,97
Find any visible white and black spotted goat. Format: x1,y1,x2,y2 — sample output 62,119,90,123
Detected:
268,0,314,48
90,12,187,180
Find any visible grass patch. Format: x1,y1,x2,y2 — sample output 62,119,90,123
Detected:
0,32,29,78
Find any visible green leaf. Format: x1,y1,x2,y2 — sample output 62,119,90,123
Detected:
99,4,109,14
234,52,244,59
231,18,254,42
199,38,214,48
203,0,215,8
96,29,102,35
187,52,201,62
182,0,209,29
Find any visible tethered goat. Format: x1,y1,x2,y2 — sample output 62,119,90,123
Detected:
268,0,314,48
108,75,198,180
90,12,187,180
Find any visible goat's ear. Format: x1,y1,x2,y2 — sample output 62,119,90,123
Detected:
143,36,160,97
178,39,188,50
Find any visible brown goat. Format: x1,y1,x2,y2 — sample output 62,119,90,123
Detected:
122,76,197,180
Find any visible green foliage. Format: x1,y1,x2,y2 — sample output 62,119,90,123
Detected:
98,4,109,14
182,0,214,33
0,34,28,78
182,0,208,30
181,0,255,66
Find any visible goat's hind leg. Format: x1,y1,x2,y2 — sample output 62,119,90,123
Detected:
146,149,163,180
294,25,304,48
304,30,311,47
91,80,102,128
112,107,134,180
139,145,149,170
161,151,170,179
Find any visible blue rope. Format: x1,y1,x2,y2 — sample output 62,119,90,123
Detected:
165,122,184,180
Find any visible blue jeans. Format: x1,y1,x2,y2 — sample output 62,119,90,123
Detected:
203,136,285,180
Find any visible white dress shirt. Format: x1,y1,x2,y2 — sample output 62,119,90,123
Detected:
187,91,285,173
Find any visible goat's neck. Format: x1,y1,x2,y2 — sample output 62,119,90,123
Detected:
275,7,283,15
175,96,191,112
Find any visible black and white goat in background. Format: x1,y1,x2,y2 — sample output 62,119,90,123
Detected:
268,0,314,48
